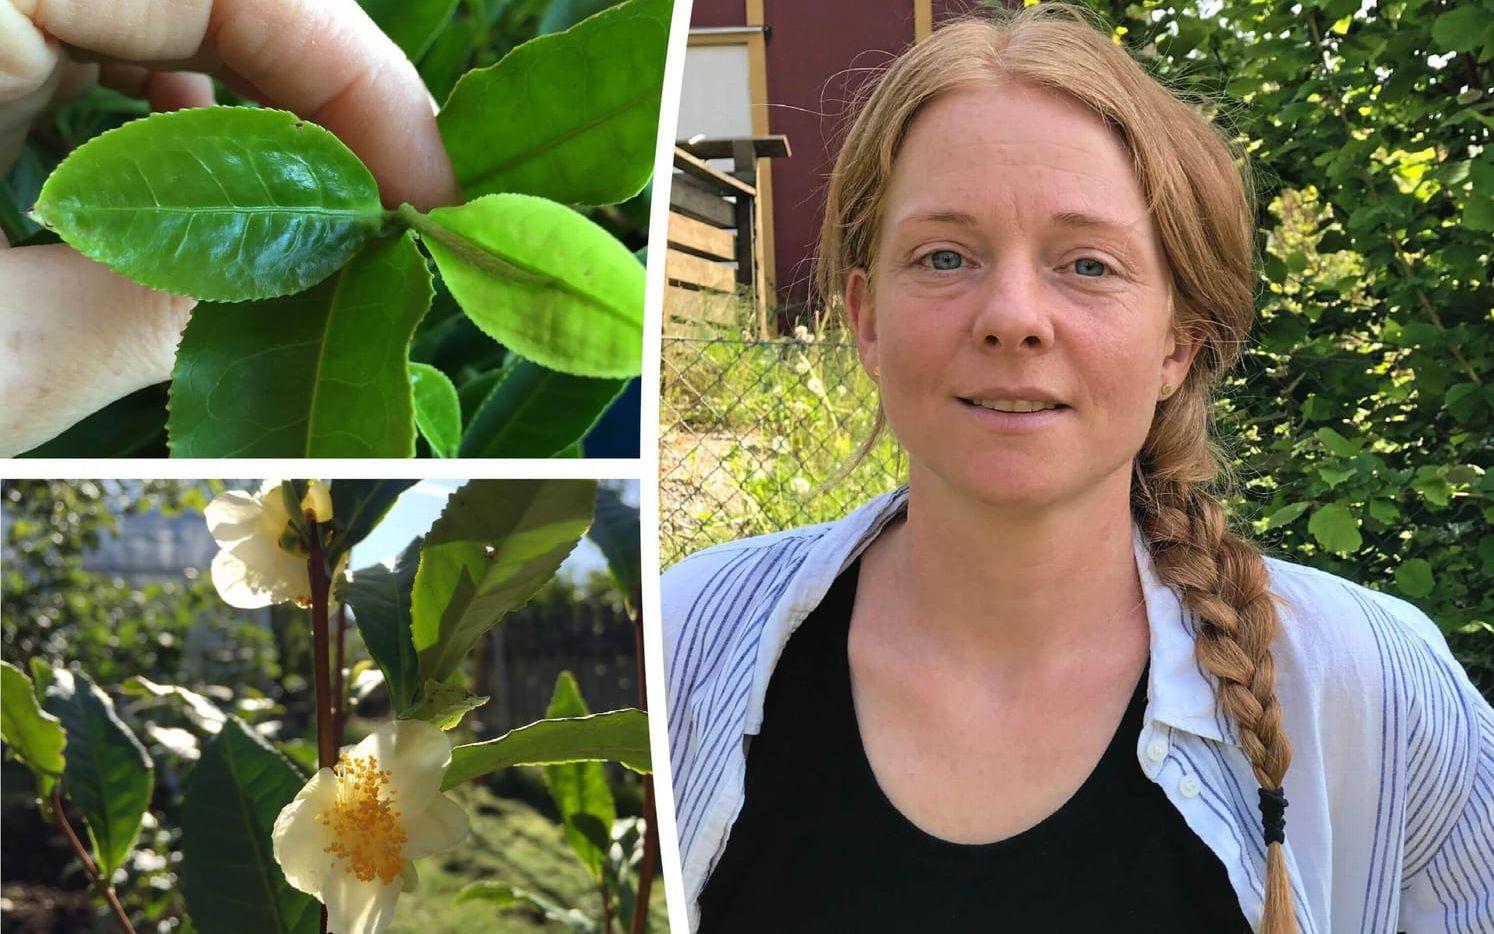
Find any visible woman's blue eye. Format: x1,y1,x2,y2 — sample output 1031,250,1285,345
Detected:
927,250,963,271
1074,257,1108,277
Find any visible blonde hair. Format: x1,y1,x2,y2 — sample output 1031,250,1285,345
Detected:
814,5,1297,931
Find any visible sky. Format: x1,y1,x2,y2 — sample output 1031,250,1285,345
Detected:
348,479,637,583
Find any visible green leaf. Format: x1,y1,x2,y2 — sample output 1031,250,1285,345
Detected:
1261,501,1312,531
410,479,596,683
358,0,460,59
328,480,419,566
1395,557,1435,598
121,676,228,733
1368,498,1401,524
459,358,627,457
1431,6,1488,53
444,709,650,789
168,232,432,457
438,0,669,205
541,672,615,883
43,668,153,876
32,107,384,301
1315,426,1360,458
1308,503,1362,555
1463,195,1494,232
346,540,423,714
402,679,489,730
457,882,599,932
410,363,462,458
587,486,641,602
403,196,644,378
0,661,67,799
180,718,318,934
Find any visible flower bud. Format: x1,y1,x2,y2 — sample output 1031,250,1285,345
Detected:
301,480,333,523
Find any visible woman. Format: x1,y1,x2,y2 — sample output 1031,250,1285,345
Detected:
660,5,1493,933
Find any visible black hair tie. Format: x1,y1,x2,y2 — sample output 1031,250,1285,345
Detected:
1259,786,1288,846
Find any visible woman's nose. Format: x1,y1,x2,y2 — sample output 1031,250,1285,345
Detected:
970,263,1055,351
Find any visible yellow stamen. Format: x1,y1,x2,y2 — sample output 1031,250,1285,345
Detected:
315,752,407,884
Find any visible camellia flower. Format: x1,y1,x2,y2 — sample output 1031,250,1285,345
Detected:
205,480,344,608
273,719,469,934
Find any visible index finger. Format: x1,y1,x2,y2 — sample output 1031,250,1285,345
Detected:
16,0,460,210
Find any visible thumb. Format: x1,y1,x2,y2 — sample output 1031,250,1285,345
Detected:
0,243,193,456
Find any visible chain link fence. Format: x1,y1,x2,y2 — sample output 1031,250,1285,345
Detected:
660,333,907,567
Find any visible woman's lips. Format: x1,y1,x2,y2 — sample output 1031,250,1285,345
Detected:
957,398,1070,432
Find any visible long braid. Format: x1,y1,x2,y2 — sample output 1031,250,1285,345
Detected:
1134,389,1298,933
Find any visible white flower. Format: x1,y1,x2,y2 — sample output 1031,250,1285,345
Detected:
790,476,812,496
805,376,826,397
272,719,469,934
205,481,345,609
301,479,333,523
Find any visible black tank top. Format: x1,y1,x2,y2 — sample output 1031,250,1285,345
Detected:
697,557,1251,932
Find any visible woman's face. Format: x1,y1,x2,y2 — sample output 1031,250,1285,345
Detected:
846,81,1201,511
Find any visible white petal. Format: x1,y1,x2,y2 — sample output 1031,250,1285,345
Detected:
211,547,273,609
401,793,469,861
350,719,451,813
272,767,339,898
204,491,264,545
230,535,309,605
323,871,401,934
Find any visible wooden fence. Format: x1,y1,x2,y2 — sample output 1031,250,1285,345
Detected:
467,600,640,737
665,136,789,338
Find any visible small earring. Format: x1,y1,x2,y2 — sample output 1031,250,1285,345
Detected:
871,365,880,379
1159,383,1173,398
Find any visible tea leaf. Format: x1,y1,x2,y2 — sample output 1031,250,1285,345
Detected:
409,363,462,458
438,0,670,205
43,668,153,877
33,107,384,301
460,358,627,457
0,661,66,799
444,708,651,789
180,718,318,934
540,672,614,882
410,479,596,683
168,232,431,457
405,196,643,378
358,0,459,59
345,541,422,714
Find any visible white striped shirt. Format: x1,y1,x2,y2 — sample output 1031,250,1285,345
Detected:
661,486,1494,932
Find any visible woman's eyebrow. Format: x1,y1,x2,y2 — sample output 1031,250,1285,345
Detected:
1050,210,1142,240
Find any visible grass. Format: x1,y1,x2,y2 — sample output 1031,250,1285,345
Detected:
392,779,668,934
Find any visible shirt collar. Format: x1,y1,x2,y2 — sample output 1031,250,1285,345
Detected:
748,484,1237,747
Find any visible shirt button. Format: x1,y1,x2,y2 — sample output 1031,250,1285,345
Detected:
1179,775,1202,798
1146,737,1169,762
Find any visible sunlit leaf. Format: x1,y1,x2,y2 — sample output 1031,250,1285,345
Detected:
444,708,650,789
439,0,670,205
32,107,384,300
405,196,644,378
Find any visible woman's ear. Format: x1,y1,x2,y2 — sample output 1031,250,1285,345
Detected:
1160,324,1205,394
845,267,879,378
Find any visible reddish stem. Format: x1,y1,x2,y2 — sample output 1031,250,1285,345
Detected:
333,604,347,740
305,516,335,934
628,596,660,934
50,789,136,934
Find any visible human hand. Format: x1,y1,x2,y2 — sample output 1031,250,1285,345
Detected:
0,0,461,456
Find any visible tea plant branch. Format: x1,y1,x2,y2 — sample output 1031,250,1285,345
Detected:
1305,11,1483,388
628,589,660,934
333,604,347,740
305,514,335,934
306,516,337,771
50,788,136,934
